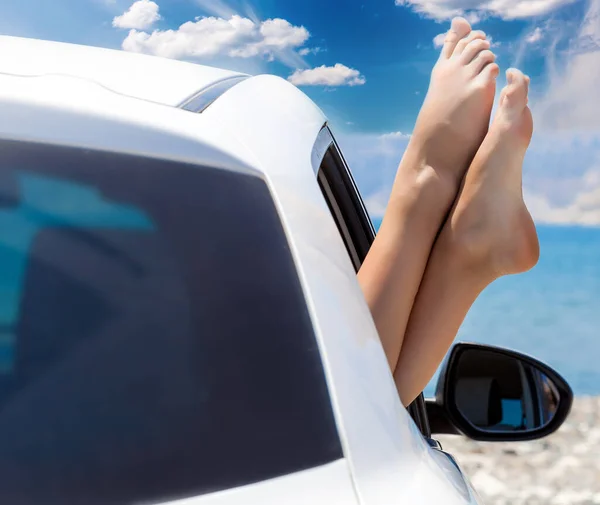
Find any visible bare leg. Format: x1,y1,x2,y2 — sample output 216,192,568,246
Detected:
358,17,499,370
393,69,539,405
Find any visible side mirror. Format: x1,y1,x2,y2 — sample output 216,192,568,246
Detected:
427,343,573,441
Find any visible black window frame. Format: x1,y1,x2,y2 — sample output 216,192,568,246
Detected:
314,125,431,438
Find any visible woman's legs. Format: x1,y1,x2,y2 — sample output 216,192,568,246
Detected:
393,69,539,405
358,17,499,370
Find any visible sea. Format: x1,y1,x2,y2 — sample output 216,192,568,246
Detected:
371,219,600,397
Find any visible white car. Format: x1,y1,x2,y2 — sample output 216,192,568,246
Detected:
0,36,573,505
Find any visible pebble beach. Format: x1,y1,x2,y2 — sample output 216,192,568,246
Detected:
438,396,600,505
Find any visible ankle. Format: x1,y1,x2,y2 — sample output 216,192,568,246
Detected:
407,128,478,186
441,216,496,273
442,207,540,277
390,144,460,212
382,165,458,245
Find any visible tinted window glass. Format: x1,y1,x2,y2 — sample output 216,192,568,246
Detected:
317,141,374,273
0,140,342,504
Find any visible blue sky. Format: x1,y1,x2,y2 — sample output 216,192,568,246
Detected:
1,0,600,224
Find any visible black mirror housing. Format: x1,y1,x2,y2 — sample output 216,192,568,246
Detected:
428,343,573,442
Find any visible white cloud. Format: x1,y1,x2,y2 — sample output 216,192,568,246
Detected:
288,64,366,86
121,14,310,64
433,32,446,48
525,27,543,43
113,0,161,30
364,189,391,218
464,11,481,24
380,131,411,140
251,18,309,54
512,21,553,68
299,46,324,56
578,0,600,50
395,0,576,21
488,35,500,47
533,0,600,130
525,177,600,225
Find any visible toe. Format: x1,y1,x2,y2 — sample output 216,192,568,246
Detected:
453,30,487,57
498,70,514,106
476,62,500,85
460,38,491,64
469,49,496,75
499,87,508,107
501,68,528,111
440,17,472,59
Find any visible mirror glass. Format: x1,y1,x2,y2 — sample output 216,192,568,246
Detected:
451,348,561,432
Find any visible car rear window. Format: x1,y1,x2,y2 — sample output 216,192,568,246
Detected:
0,139,342,504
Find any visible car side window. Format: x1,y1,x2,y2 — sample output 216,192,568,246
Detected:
315,129,375,272
0,139,343,504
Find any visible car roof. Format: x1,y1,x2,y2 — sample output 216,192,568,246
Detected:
0,35,246,107
0,34,328,191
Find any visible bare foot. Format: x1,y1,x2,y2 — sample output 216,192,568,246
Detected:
409,17,499,184
391,69,538,404
445,68,539,277
358,17,499,374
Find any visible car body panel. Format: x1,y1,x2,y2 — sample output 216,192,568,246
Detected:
0,35,244,107
162,460,358,505
0,71,257,179
0,36,482,505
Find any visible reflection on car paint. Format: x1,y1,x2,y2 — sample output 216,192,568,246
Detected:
428,448,473,503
